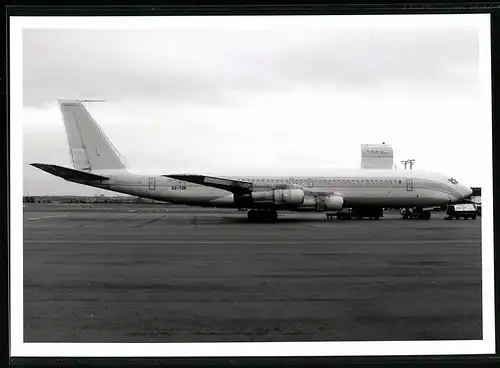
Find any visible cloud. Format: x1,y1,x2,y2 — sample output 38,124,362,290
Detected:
23,27,479,109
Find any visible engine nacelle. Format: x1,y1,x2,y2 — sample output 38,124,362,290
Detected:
296,194,344,211
324,195,344,210
250,188,305,206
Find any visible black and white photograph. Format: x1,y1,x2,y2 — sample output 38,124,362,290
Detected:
10,13,494,357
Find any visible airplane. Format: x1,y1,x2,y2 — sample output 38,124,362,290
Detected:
30,99,473,222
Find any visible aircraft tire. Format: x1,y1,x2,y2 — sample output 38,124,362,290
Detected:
247,210,257,221
420,211,431,220
262,210,278,222
248,209,278,222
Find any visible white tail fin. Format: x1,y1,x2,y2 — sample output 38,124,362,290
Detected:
58,99,126,172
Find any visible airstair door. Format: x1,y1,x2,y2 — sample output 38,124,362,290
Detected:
405,179,414,192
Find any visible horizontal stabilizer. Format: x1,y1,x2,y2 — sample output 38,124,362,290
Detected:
30,163,110,181
165,174,253,194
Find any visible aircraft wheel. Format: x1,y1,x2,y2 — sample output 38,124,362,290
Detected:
420,211,431,220
269,210,278,222
247,210,257,221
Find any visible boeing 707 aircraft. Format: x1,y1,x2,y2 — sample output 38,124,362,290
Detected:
30,100,473,221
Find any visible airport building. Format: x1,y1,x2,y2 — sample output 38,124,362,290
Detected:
360,143,394,169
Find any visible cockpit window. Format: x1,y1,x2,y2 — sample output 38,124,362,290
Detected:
448,177,458,185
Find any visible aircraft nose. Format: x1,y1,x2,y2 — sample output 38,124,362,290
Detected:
462,185,473,199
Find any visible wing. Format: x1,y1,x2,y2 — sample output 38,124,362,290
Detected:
164,174,253,194
164,174,339,197
31,163,110,181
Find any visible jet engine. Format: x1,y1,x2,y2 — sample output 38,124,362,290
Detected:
250,188,305,206
298,194,344,211
324,195,344,210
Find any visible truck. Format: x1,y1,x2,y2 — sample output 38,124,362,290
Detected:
444,203,478,220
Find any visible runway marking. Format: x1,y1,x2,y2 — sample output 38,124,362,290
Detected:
23,239,479,244
26,214,68,221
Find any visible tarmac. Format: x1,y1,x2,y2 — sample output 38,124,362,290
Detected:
23,203,482,342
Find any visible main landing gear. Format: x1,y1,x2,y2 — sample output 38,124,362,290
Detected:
247,209,278,222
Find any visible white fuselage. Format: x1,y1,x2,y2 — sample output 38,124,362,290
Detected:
80,168,471,210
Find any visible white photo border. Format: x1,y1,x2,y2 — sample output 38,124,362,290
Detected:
10,13,495,357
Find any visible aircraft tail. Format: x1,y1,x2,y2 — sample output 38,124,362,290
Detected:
58,99,127,172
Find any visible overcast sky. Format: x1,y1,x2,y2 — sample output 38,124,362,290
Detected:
20,15,490,195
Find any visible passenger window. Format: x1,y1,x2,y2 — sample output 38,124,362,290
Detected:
389,180,392,184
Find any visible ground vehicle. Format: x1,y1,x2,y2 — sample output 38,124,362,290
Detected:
444,204,477,220
400,207,432,220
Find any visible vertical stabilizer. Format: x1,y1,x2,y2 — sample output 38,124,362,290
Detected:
58,99,126,172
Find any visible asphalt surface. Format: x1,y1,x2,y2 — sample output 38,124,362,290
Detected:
23,203,482,342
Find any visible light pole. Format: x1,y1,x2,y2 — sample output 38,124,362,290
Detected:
408,159,415,170
401,159,416,170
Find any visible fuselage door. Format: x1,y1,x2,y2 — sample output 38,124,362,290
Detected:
308,178,314,188
405,179,414,192
149,177,156,190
